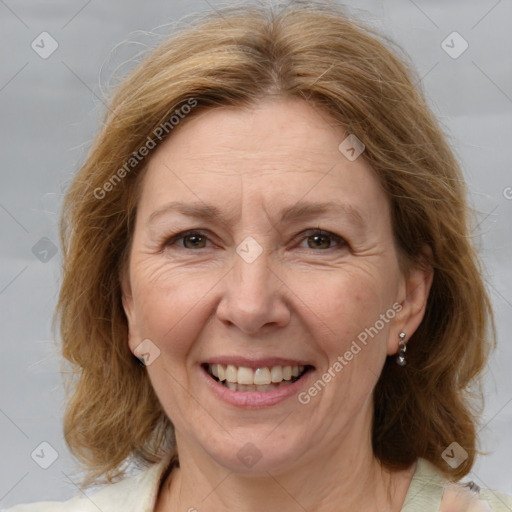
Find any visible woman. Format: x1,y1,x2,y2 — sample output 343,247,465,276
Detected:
5,2,511,511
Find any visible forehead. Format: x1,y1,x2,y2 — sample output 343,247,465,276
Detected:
138,98,388,223
152,98,346,172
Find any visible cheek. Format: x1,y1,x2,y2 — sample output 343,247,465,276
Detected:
130,258,219,355
292,265,394,359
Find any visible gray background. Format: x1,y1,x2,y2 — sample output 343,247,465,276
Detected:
1,0,511,508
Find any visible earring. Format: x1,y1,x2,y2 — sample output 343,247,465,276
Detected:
396,332,407,366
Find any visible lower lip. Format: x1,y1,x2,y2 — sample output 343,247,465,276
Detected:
200,366,313,409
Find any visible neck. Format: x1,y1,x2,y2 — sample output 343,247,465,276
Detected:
156,434,416,512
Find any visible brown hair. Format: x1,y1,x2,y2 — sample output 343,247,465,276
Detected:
57,1,495,487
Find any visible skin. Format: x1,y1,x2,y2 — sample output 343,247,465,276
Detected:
122,98,433,512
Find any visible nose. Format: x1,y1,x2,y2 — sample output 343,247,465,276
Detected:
215,248,291,335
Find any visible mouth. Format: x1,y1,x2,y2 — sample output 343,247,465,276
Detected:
202,362,314,393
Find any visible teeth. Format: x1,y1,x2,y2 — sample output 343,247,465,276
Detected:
270,366,283,382
254,367,271,385
207,363,306,387
226,364,237,383
224,381,294,392
237,367,254,385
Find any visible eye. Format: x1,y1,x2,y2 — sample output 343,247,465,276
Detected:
297,229,345,250
163,229,345,252
166,230,210,249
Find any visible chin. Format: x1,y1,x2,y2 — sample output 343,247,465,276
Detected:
196,430,307,475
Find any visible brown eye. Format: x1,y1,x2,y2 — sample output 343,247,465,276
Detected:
307,233,333,249
165,230,211,250
299,230,344,250
181,234,207,249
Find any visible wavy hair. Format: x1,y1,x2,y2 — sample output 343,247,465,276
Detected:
57,1,495,487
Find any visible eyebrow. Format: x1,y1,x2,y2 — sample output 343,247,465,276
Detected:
147,200,366,230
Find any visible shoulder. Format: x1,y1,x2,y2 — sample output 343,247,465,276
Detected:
478,487,512,511
1,454,174,512
402,458,512,512
440,483,512,512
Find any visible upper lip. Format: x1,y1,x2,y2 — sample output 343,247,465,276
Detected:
203,356,314,369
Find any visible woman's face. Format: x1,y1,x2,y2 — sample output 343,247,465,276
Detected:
122,98,430,474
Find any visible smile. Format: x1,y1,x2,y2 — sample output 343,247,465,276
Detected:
204,363,311,392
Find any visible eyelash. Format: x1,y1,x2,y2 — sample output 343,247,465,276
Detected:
164,228,346,251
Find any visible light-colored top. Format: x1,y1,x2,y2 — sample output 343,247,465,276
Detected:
3,454,512,511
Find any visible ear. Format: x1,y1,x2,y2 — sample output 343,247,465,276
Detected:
120,269,140,355
387,247,434,355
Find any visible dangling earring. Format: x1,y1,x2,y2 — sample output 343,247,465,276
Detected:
396,332,407,366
